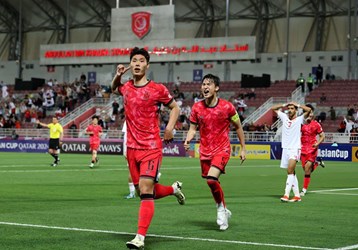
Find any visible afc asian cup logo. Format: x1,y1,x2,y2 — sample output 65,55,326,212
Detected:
131,11,151,39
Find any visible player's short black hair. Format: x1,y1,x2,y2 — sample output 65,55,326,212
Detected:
306,104,315,112
202,73,220,86
130,47,150,63
92,115,99,120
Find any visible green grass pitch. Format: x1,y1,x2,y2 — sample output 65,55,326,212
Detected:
0,152,357,250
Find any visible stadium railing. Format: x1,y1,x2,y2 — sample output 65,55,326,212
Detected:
0,129,356,144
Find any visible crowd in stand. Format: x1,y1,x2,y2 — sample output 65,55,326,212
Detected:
3,75,357,141
0,74,107,130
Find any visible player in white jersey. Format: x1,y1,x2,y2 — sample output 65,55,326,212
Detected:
272,102,311,202
122,121,136,199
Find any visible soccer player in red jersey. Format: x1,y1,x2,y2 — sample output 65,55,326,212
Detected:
85,115,103,168
300,104,325,196
111,47,185,249
184,74,246,231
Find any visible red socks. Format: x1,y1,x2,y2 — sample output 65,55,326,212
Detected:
303,174,311,190
153,184,173,199
207,179,225,207
137,197,154,236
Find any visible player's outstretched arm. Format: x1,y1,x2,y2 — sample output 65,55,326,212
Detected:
36,119,48,128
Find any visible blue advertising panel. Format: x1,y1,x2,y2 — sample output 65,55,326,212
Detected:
318,144,351,162
193,69,203,82
88,71,96,84
0,140,48,153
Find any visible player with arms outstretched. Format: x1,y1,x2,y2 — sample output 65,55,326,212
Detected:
111,47,185,249
184,73,246,231
85,115,103,168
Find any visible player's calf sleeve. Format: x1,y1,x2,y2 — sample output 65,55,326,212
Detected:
153,184,173,199
138,194,154,236
303,174,311,190
206,176,225,207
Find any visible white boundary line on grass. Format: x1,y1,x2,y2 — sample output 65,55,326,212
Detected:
309,188,358,196
334,244,358,250
0,221,332,250
310,188,358,193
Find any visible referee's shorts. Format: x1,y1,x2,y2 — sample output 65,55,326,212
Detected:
49,138,60,150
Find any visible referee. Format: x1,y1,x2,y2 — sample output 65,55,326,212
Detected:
37,117,63,167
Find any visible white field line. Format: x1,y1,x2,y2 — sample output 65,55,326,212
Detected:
310,188,358,193
0,221,332,250
334,244,358,250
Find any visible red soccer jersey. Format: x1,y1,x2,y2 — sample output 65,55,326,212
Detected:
86,124,102,145
118,80,173,149
190,98,237,159
301,120,323,154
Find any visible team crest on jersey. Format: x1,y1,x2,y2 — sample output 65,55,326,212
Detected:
131,11,151,39
143,91,150,100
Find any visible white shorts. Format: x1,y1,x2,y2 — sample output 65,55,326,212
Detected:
280,148,301,169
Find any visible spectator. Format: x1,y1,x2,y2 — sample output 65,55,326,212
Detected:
112,100,120,117
233,97,247,116
245,88,256,100
329,106,336,120
319,93,327,103
69,122,78,138
316,64,323,84
317,111,326,123
296,73,305,92
11,130,19,140
1,83,8,99
337,120,346,133
174,76,182,88
344,116,355,136
347,104,355,117
306,73,314,92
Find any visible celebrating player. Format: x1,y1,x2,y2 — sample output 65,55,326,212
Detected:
85,115,103,168
184,73,246,231
300,104,325,196
37,117,63,167
111,47,185,249
271,102,311,202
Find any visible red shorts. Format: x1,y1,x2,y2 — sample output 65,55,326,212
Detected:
90,143,100,151
301,150,318,169
200,154,230,178
126,148,162,186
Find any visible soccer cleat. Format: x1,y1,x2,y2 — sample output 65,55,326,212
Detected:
89,163,94,168
126,236,144,249
217,208,232,231
172,181,185,205
289,196,302,202
280,195,289,202
125,193,136,199
51,163,57,167
300,189,307,196
318,157,325,168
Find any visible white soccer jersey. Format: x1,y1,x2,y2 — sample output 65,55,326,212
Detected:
277,111,304,149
